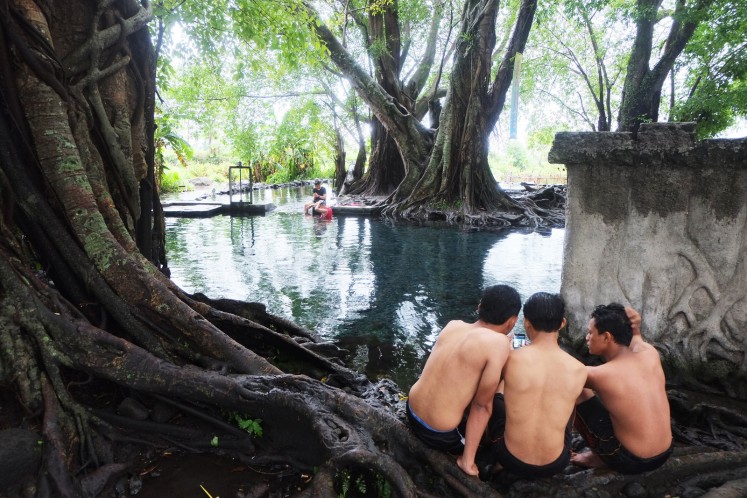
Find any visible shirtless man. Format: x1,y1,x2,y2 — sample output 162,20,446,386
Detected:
481,292,587,478
407,285,521,476
572,304,673,473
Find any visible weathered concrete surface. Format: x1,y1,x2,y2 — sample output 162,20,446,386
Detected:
549,123,747,398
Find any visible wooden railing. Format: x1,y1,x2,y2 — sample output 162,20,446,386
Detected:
499,173,567,185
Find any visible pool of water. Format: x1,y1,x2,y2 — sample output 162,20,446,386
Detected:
165,185,564,390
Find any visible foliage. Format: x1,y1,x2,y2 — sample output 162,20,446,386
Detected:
335,469,392,498
155,107,193,192
526,124,569,148
234,413,263,437
670,0,747,137
153,0,357,187
505,140,528,170
525,0,632,131
524,0,747,136
160,170,190,193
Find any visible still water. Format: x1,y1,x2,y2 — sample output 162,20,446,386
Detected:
165,186,564,390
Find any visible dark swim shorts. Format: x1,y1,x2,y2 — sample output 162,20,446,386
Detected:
574,396,673,474
478,394,572,479
406,401,464,454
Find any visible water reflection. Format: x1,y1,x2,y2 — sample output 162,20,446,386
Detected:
165,186,564,390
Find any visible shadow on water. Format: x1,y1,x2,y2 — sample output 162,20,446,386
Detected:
165,185,564,390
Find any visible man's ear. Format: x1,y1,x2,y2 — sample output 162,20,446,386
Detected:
560,317,567,331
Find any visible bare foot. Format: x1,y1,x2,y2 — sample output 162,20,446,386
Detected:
570,450,606,468
456,456,479,477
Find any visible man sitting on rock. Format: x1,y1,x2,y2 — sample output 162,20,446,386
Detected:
572,304,673,473
479,292,587,479
303,180,326,214
406,285,520,476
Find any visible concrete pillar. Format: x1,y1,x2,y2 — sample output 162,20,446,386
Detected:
549,123,747,398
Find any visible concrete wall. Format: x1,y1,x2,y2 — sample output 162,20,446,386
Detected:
549,123,747,397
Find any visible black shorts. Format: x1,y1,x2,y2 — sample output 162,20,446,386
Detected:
406,401,464,454
574,396,672,474
478,394,572,479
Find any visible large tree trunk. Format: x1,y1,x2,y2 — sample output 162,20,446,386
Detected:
343,0,443,198
350,117,405,195
385,0,559,227
0,1,502,496
617,0,706,132
333,125,346,193
314,0,563,227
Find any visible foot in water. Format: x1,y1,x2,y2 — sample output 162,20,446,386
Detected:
571,450,605,468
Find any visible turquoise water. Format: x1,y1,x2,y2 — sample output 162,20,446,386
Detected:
165,186,564,389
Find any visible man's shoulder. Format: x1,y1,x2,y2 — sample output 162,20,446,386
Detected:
473,328,509,352
586,361,614,382
441,319,466,332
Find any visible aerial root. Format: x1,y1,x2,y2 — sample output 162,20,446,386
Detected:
330,447,418,497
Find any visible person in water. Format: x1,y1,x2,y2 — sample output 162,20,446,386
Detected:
303,180,326,214
479,292,587,479
572,304,673,474
407,285,521,476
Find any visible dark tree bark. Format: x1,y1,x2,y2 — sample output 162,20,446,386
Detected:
0,1,504,496
386,0,560,226
343,0,443,197
617,0,707,132
333,124,346,193
355,117,405,195
352,111,367,182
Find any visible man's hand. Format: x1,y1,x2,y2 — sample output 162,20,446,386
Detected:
456,455,479,477
625,307,641,336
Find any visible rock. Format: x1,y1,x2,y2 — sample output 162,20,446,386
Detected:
118,397,149,420
150,400,178,423
582,487,612,498
622,481,648,498
0,428,42,493
189,177,214,187
680,486,706,498
700,478,747,497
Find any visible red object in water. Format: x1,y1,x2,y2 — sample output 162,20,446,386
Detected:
324,206,333,220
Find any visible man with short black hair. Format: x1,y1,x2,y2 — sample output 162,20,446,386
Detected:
480,292,587,479
407,285,521,476
572,304,673,473
303,180,326,214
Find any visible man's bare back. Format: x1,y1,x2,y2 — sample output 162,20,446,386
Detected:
409,320,509,431
475,292,587,479
502,334,587,465
406,284,521,477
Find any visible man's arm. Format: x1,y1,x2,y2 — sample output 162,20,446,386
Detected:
457,341,508,476
625,307,653,353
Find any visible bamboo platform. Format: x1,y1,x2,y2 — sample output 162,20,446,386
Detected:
330,204,382,216
162,201,381,218
162,202,276,218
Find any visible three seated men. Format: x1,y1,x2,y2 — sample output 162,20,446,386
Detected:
407,288,672,479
